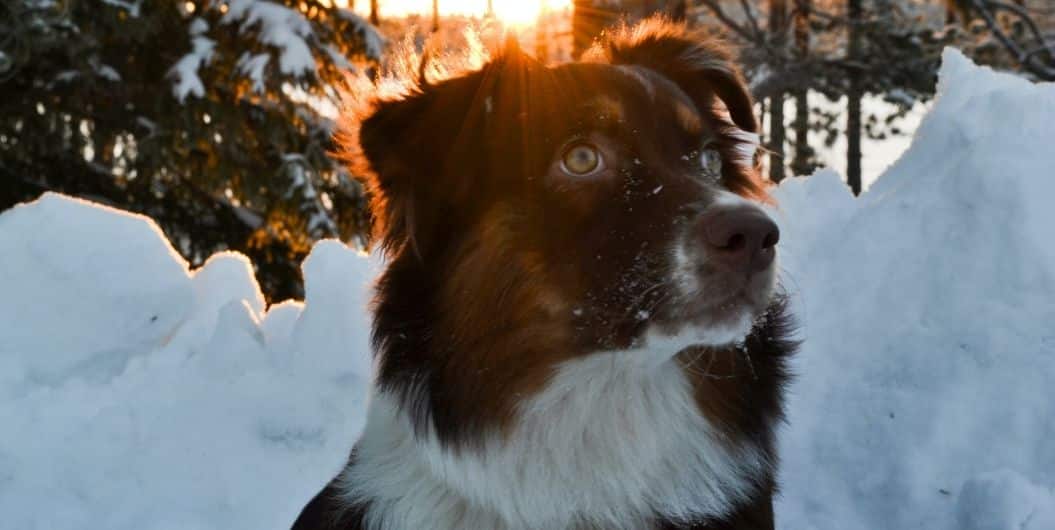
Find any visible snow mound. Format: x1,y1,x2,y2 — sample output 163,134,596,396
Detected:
0,193,377,530
0,194,192,398
773,49,1055,529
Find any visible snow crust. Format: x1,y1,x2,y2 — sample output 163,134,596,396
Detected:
1,49,1053,529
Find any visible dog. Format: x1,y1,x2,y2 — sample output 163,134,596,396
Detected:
293,18,795,530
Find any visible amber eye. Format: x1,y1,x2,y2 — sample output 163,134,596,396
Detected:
560,143,602,176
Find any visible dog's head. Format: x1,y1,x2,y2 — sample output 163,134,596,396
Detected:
344,20,785,443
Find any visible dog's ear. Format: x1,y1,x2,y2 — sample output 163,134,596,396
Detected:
350,43,540,258
357,70,487,257
601,19,759,134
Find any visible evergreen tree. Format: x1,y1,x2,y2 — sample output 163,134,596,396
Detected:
1,0,383,301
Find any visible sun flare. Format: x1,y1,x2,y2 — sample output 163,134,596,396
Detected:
493,0,565,26
345,0,572,27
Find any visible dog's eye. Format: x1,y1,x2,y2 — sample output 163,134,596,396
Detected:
698,140,723,182
560,143,603,176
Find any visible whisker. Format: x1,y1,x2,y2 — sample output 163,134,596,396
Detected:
677,347,738,380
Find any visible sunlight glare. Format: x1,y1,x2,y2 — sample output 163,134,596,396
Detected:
343,0,572,27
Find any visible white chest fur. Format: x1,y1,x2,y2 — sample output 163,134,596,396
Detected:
337,351,768,530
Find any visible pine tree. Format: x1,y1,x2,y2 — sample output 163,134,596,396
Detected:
1,0,383,301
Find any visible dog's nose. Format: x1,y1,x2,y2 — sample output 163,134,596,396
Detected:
697,205,780,274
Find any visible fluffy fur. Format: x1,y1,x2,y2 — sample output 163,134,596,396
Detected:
293,18,796,530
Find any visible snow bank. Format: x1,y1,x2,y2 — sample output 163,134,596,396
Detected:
0,194,377,530
2,49,1052,529
773,49,1055,530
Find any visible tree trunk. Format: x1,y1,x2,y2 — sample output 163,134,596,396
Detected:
370,0,379,26
769,97,786,183
432,0,439,32
847,0,863,195
790,0,813,176
847,90,862,194
768,0,789,183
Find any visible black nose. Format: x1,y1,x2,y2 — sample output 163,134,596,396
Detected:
697,205,780,274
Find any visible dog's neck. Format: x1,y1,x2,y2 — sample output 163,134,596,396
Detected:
336,350,769,530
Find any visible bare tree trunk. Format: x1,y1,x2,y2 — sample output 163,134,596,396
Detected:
370,0,379,26
770,98,786,182
432,0,439,32
790,0,813,176
769,0,789,183
847,0,863,195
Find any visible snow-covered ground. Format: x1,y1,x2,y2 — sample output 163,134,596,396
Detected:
1,49,1052,529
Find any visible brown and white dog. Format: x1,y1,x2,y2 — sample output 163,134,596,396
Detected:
293,19,795,530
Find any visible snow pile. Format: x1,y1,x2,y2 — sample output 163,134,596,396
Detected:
773,48,1055,530
1,48,1053,530
0,194,377,529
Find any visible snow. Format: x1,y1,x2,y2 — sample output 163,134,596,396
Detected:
172,1,387,101
0,194,377,529
101,0,142,18
168,18,216,102
94,63,122,82
0,194,192,398
773,48,1055,530
1,48,1053,529
956,470,1055,530
237,51,272,93
223,0,317,77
